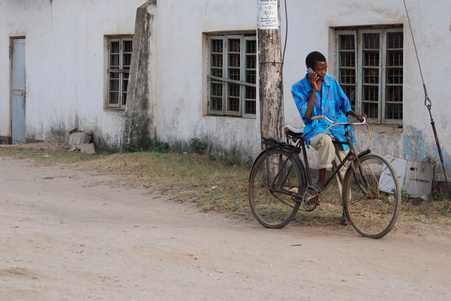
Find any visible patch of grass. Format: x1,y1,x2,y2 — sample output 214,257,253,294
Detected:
0,145,449,231
0,146,99,165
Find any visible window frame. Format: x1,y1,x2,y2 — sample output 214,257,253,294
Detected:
206,32,257,118
335,27,403,125
106,36,133,109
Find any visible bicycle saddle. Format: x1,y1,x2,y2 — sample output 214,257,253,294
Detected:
284,125,303,135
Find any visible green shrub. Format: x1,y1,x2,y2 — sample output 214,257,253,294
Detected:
190,138,205,154
154,141,169,153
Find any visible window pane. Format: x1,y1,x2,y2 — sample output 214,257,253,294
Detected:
340,52,355,67
385,102,403,120
363,86,378,101
228,83,240,112
229,67,240,80
228,39,240,81
387,68,403,84
246,54,256,70
363,51,379,67
245,40,257,85
110,77,119,91
386,31,403,120
363,68,379,84
363,33,380,49
228,83,240,97
210,82,223,111
110,41,120,53
110,54,119,68
363,102,379,119
245,86,256,115
246,69,256,84
340,35,355,50
211,82,223,97
211,97,223,111
387,32,403,49
387,51,403,67
338,34,356,111
123,40,133,52
211,39,223,53
109,92,119,105
229,39,240,52
342,85,356,110
123,53,132,68
340,69,355,84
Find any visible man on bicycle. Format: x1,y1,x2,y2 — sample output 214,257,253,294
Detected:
291,51,366,223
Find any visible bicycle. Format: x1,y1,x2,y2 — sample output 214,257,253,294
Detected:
248,116,401,239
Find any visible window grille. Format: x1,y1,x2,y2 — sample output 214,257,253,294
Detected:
336,27,403,124
107,37,133,109
207,33,257,117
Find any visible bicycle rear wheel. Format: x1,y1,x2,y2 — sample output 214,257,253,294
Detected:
248,148,305,229
343,154,401,239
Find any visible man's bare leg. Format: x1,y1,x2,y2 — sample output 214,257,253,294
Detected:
318,168,326,190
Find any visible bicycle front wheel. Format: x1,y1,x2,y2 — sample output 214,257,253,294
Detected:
343,154,401,239
248,148,305,229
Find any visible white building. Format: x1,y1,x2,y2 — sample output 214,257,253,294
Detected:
1,0,450,180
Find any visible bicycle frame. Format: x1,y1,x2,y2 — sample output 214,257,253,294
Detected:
284,117,372,197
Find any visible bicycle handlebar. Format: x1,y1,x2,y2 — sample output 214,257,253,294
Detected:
311,115,372,144
311,115,367,125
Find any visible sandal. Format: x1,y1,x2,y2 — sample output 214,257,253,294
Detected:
308,183,323,194
341,212,351,225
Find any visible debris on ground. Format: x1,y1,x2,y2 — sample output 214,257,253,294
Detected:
0,139,70,152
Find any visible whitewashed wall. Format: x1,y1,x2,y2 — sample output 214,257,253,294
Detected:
154,0,261,161
153,0,451,175
1,0,450,177
281,0,451,177
0,0,146,148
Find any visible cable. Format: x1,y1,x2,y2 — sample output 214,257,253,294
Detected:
403,0,428,98
275,0,288,139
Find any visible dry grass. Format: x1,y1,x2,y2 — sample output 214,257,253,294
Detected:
0,144,449,232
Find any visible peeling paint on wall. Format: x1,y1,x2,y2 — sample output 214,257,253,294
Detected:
403,126,451,181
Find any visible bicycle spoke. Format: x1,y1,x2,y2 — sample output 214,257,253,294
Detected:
249,148,306,229
343,154,401,238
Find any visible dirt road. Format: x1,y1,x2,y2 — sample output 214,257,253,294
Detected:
0,156,450,300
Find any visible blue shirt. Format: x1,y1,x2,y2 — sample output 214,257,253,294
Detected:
291,74,352,150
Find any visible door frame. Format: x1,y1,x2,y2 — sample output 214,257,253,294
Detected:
10,36,26,144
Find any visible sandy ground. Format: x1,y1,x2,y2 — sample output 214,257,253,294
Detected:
0,155,450,301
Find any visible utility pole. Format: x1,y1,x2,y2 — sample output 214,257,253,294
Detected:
257,0,284,143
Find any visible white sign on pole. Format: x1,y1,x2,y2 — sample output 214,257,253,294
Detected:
257,0,278,30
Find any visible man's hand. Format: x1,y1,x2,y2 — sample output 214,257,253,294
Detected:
347,111,367,122
357,114,368,122
307,71,321,90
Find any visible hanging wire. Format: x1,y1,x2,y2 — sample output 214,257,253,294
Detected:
275,0,289,139
403,0,429,102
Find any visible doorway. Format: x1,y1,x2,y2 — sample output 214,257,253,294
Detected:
11,38,26,144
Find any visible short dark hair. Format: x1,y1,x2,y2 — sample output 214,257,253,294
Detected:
305,51,327,68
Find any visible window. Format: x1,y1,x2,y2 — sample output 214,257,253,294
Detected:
107,36,133,109
207,33,257,117
336,27,403,124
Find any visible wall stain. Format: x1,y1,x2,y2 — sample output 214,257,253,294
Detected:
403,126,450,181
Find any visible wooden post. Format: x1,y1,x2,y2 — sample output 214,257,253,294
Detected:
257,0,284,144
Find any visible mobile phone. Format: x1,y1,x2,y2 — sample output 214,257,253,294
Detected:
306,68,313,75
